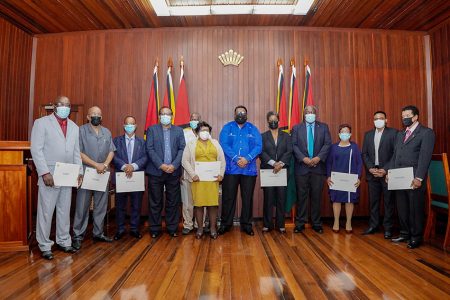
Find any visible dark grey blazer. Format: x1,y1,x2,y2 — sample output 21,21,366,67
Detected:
292,121,332,176
362,127,398,180
260,129,292,169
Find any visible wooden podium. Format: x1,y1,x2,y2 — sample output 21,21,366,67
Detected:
0,141,32,252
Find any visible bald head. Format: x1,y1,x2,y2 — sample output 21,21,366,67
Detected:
190,112,201,121
88,106,102,117
55,96,70,107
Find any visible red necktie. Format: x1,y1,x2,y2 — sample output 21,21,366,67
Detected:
403,129,411,143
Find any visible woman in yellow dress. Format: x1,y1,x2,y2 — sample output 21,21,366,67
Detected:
182,121,226,239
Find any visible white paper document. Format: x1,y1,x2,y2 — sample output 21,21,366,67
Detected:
53,162,80,187
330,172,358,193
260,169,287,187
195,161,221,181
81,167,110,192
116,171,145,193
388,167,414,190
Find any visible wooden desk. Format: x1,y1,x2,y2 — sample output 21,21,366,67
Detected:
0,141,32,252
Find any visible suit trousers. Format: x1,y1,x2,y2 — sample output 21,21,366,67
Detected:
115,191,143,233
180,178,194,230
367,178,395,231
396,185,426,241
36,185,72,252
148,173,181,234
263,186,286,229
73,189,108,240
221,174,257,231
295,173,325,227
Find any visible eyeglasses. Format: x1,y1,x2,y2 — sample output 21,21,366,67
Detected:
55,103,71,108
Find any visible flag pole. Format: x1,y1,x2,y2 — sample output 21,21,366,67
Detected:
290,58,296,224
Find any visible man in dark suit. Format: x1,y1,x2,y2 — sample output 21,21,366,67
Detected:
292,105,332,233
145,106,186,238
113,116,148,240
387,105,435,249
361,111,398,238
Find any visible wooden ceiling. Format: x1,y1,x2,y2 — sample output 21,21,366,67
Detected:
0,0,449,34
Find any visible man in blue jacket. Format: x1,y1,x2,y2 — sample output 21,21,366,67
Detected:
113,116,148,240
218,105,262,236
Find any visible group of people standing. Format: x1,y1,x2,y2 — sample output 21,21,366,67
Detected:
30,95,435,260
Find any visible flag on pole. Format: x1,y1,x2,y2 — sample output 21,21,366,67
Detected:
276,59,288,130
144,61,160,139
162,58,176,123
174,57,190,128
302,65,314,109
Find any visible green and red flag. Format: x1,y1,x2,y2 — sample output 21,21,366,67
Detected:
302,65,314,109
276,59,288,130
174,58,190,128
144,61,160,138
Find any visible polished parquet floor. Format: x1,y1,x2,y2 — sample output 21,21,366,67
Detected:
0,220,449,299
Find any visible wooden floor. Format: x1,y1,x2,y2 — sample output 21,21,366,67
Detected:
0,220,449,300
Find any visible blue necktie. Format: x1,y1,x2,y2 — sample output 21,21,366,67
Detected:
127,139,132,163
308,124,314,158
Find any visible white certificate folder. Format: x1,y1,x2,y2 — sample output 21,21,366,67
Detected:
53,162,80,187
195,161,221,181
330,172,358,193
116,171,145,193
260,169,287,187
81,167,110,192
388,167,414,190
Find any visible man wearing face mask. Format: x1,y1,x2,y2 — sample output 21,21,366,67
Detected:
181,112,201,235
112,116,148,240
30,96,83,260
218,105,262,236
72,106,116,250
292,105,332,234
145,106,186,238
361,111,398,238
386,105,435,249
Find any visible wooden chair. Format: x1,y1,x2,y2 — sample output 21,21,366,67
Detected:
424,153,450,250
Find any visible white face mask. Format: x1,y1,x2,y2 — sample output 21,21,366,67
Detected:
199,131,210,141
374,119,385,129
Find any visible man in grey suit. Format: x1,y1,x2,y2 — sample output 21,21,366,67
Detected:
72,106,116,250
145,106,186,238
30,96,83,260
292,105,332,234
387,105,435,249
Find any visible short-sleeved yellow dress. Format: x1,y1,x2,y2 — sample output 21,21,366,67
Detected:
191,140,220,207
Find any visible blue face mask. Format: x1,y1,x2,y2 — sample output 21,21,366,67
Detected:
56,106,71,119
190,120,199,129
305,113,316,124
160,115,172,125
339,132,351,141
124,124,136,134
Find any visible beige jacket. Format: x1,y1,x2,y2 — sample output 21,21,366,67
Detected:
182,138,226,182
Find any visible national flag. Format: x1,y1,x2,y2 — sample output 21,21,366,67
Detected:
276,60,288,130
162,58,176,123
288,60,300,131
144,62,160,138
174,58,190,128
302,65,314,109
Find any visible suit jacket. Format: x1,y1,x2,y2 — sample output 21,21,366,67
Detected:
387,123,435,180
260,129,292,169
113,135,148,171
145,124,186,177
30,114,83,186
361,127,398,180
292,121,332,175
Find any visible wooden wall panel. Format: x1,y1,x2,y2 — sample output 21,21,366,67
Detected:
0,18,32,140
430,22,450,155
32,27,428,217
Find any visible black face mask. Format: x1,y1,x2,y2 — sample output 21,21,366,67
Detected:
90,116,102,126
269,121,278,129
235,114,247,125
402,117,413,127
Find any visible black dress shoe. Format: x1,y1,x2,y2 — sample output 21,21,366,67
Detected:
130,231,142,239
42,250,54,260
218,226,230,235
363,227,378,235
294,225,305,233
243,228,254,236
392,236,409,243
114,231,126,240
407,240,422,249
72,239,82,251
384,231,392,239
57,244,77,253
168,232,178,237
93,234,113,243
150,232,161,238
312,226,324,234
